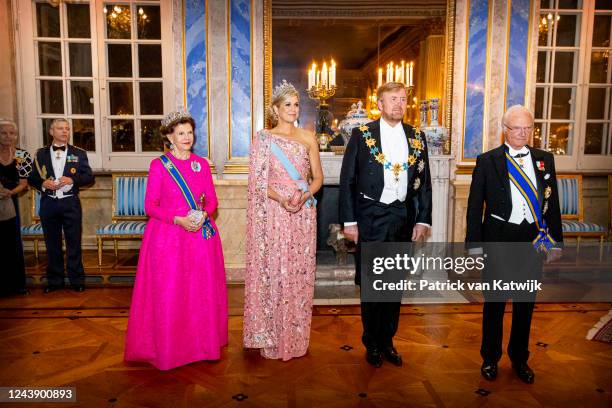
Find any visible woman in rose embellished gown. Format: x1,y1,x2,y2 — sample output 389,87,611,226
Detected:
124,110,228,370
243,80,323,360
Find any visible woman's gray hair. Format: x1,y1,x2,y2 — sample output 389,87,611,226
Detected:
0,118,18,132
502,105,534,127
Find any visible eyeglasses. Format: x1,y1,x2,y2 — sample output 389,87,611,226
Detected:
504,124,533,135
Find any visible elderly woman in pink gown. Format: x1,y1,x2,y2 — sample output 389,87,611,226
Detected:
125,110,228,370
243,80,323,360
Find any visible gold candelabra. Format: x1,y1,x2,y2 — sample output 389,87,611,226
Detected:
307,59,338,150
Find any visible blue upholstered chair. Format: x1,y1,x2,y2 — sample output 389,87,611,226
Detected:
96,173,148,265
557,175,606,253
20,189,44,261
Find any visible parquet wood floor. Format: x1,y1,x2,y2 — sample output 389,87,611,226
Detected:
0,285,610,407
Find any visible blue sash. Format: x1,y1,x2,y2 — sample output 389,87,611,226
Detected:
505,152,555,252
270,142,317,208
159,155,216,239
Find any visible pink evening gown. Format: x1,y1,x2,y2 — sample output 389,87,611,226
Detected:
124,152,228,370
243,130,317,360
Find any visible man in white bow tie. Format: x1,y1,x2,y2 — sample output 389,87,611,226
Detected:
465,105,563,384
28,119,94,293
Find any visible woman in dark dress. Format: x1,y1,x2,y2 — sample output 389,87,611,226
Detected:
0,119,33,296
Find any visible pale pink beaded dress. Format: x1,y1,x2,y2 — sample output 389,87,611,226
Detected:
243,130,317,361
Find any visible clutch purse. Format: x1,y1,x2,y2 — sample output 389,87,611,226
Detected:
289,189,302,207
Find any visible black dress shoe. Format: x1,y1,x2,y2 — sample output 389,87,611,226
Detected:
71,284,85,292
382,346,403,366
513,362,535,384
17,288,30,295
44,286,63,294
365,348,383,368
480,362,498,381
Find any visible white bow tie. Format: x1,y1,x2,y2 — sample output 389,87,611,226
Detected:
507,145,529,156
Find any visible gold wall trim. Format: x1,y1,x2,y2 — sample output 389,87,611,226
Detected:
264,0,454,139
182,0,212,160
205,0,212,160
226,0,256,162
482,0,493,154
444,0,455,133
263,0,272,123
459,0,491,163
455,165,476,175
502,0,511,120
502,0,536,146
459,0,475,163
223,163,250,174
524,0,535,108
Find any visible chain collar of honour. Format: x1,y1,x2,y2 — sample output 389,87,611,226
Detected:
359,124,426,183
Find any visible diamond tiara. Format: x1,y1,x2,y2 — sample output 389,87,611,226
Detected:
272,79,298,99
161,109,193,127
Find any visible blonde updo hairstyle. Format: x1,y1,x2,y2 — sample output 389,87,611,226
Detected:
266,84,300,129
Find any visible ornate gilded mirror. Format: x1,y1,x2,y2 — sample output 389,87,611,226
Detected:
263,0,455,152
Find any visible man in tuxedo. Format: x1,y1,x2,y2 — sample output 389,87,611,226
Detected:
466,105,563,383
339,82,432,367
28,119,94,293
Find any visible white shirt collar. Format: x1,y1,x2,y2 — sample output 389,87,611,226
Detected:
505,142,529,156
380,117,403,132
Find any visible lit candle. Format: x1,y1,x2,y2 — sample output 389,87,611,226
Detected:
378,67,383,88
308,68,312,89
317,70,321,87
330,59,336,87
408,62,414,87
400,60,405,84
396,66,401,84
322,62,328,87
308,63,315,89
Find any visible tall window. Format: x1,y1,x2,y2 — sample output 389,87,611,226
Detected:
583,3,611,160
18,0,173,170
35,2,96,151
104,3,164,154
535,0,612,170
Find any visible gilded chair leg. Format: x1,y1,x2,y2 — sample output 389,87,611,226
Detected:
114,239,118,262
599,236,604,262
34,240,39,263
98,237,103,266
